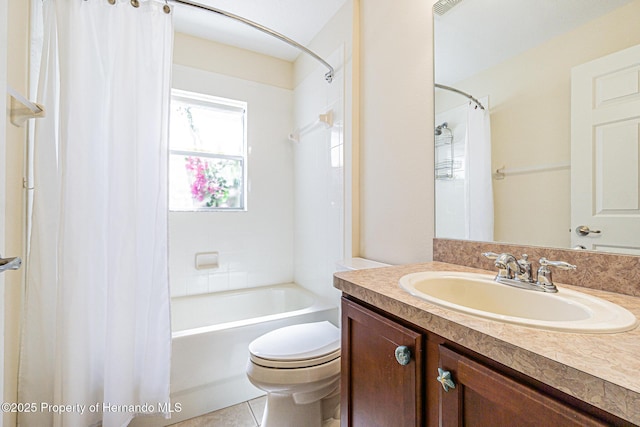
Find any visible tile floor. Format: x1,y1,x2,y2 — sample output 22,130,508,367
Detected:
169,396,266,427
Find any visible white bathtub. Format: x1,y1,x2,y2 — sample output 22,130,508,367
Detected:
162,283,338,425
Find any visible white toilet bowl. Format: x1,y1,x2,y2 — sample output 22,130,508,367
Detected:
246,321,341,427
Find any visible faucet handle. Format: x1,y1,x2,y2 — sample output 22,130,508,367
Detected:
536,258,576,292
538,258,576,271
481,252,500,260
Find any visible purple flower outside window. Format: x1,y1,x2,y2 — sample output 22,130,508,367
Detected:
185,156,230,207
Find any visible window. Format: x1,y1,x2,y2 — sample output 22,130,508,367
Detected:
169,90,247,211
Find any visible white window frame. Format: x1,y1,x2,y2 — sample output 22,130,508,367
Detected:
169,89,248,212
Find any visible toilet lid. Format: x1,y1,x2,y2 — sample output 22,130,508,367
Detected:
249,321,340,362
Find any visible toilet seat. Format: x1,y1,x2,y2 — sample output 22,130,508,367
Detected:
250,348,340,369
248,321,340,369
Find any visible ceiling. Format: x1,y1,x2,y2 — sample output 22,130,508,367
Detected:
172,1,635,79
435,0,636,85
172,0,348,61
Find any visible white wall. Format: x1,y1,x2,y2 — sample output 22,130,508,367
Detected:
359,0,434,265
173,32,293,90
170,61,294,297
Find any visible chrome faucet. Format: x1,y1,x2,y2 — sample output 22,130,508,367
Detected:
482,252,521,279
481,252,576,293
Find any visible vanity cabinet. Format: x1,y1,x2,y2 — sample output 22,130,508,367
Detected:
341,298,424,426
341,296,630,427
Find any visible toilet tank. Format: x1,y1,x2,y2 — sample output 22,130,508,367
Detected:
335,257,391,272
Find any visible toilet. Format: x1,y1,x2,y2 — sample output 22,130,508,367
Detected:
247,258,390,426
246,321,341,427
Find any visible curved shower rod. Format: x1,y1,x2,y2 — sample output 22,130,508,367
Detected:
435,83,485,110
171,0,335,83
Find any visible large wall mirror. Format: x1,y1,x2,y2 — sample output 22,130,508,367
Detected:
434,0,640,255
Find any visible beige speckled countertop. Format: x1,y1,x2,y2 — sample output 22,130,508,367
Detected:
334,262,640,425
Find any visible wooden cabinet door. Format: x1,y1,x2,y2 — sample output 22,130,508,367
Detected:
438,345,609,427
341,297,424,427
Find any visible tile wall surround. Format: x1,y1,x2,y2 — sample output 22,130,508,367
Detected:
169,64,295,298
292,45,346,307
169,49,349,301
168,215,293,298
167,4,351,302
433,238,640,297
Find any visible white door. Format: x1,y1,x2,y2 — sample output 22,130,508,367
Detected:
571,44,640,255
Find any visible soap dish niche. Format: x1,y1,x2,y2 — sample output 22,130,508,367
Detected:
195,252,219,270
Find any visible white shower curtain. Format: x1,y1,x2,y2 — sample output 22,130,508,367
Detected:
464,102,494,241
19,1,173,426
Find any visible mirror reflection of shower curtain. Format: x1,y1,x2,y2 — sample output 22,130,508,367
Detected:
464,102,494,240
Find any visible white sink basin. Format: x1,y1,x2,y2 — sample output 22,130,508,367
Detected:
399,271,638,333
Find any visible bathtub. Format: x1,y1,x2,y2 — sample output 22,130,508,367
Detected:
164,283,338,425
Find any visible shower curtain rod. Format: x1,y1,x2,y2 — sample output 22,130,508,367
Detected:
171,0,335,83
435,83,485,110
